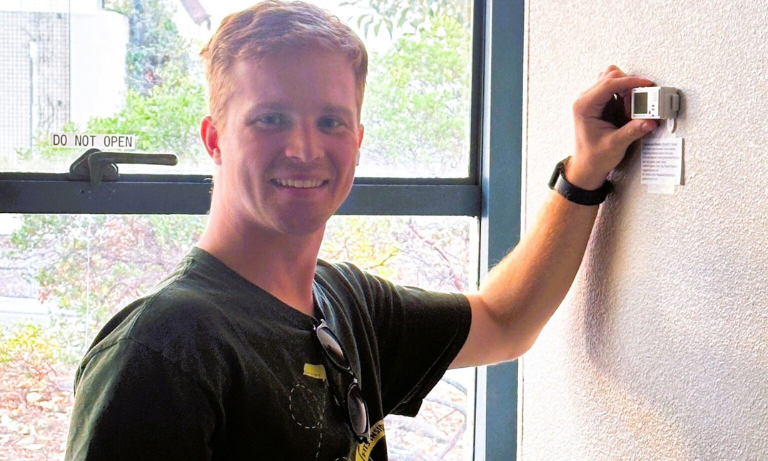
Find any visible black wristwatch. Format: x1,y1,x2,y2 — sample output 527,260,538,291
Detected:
548,158,612,206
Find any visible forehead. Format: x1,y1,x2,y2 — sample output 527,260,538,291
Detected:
227,47,358,116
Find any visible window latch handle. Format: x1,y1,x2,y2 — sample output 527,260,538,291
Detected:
69,148,178,187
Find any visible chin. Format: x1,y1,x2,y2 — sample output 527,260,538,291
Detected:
276,215,330,237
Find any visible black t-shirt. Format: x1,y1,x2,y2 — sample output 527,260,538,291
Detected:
65,247,471,461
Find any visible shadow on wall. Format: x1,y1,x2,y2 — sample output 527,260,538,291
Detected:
578,146,638,368
566,145,695,459
567,142,768,460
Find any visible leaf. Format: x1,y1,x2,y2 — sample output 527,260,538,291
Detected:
397,8,410,28
363,16,374,37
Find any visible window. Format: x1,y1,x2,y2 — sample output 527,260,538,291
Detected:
0,0,476,179
0,0,528,460
0,214,477,459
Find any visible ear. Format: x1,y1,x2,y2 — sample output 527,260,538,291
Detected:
356,124,365,166
357,123,365,148
201,116,222,165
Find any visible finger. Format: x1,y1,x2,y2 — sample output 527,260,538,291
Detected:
598,65,622,80
597,76,655,98
601,93,631,128
580,77,655,117
601,64,621,76
617,88,633,116
601,68,626,81
610,119,658,150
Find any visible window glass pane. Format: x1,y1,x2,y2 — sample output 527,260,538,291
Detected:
0,214,476,459
0,0,473,177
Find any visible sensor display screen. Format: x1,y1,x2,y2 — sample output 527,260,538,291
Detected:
633,92,648,114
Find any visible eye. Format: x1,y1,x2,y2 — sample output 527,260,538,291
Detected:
252,113,288,130
318,117,343,130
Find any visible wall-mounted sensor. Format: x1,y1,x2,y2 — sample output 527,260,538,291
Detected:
631,86,680,120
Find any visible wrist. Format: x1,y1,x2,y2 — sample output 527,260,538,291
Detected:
562,157,609,191
548,157,612,206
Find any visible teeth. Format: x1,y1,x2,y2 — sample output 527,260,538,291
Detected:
275,179,323,188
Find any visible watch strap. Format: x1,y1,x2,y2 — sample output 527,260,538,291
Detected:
548,158,611,206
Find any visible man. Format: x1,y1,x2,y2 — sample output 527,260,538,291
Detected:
64,1,658,460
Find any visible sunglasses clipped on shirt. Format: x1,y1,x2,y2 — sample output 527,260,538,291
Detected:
314,319,371,443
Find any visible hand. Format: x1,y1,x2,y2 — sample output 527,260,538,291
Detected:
567,65,659,190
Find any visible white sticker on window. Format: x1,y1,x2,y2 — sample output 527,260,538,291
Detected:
49,133,136,150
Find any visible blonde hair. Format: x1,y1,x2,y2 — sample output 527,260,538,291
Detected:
200,0,368,125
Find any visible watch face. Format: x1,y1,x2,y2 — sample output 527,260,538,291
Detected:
549,160,567,189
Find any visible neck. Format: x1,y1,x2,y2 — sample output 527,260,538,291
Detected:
198,210,324,317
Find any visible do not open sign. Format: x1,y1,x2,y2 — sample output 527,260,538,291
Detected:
50,133,137,150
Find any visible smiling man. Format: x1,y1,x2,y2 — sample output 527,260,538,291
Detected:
197,45,364,314
64,1,657,460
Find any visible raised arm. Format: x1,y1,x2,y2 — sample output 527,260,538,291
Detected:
452,66,659,368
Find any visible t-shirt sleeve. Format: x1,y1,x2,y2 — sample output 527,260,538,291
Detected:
65,339,217,461
326,262,472,417
376,283,471,416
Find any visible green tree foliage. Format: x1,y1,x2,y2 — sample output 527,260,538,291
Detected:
342,0,472,37
87,73,208,164
10,215,205,333
82,0,208,164
20,0,207,167
362,12,471,176
322,216,471,292
105,0,194,94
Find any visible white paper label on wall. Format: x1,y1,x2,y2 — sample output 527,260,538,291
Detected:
50,133,137,150
641,137,683,194
646,183,676,194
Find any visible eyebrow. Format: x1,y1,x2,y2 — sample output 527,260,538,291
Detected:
244,102,356,124
321,105,355,121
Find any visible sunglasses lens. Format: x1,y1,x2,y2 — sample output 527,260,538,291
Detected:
347,385,369,438
315,321,369,441
316,325,347,369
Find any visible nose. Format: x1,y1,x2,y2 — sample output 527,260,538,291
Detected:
285,123,323,162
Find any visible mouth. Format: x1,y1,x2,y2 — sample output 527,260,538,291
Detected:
272,178,329,189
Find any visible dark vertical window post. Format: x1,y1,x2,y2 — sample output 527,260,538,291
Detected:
476,0,525,459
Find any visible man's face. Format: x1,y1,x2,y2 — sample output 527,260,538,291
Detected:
204,47,364,237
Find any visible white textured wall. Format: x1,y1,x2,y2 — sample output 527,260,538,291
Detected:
520,1,768,460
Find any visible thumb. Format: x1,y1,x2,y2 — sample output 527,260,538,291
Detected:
612,119,657,151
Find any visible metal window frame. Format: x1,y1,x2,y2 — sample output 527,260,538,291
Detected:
0,0,524,459
0,174,482,216
474,1,524,459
